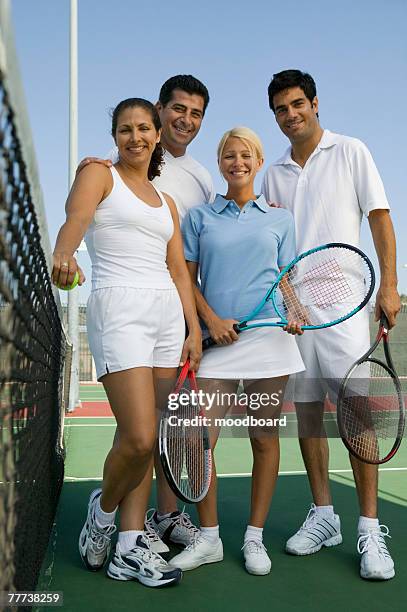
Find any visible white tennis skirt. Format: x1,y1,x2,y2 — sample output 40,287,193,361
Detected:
87,287,185,380
197,319,305,379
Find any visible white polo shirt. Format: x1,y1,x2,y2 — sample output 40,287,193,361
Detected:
109,147,215,222
261,129,390,253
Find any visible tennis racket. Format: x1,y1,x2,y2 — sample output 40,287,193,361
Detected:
159,360,212,503
202,242,375,350
337,313,405,464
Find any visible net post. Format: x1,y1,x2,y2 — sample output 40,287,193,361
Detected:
67,0,80,411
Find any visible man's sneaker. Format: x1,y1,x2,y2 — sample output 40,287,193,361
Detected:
144,509,169,554
79,488,116,571
152,508,200,547
242,540,271,575
170,533,223,571
107,535,182,587
357,524,395,580
286,504,342,555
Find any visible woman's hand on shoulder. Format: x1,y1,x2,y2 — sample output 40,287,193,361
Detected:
75,157,112,178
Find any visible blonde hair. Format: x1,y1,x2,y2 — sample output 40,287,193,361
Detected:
217,127,264,170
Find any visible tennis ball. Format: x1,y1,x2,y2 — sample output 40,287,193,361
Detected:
57,270,79,291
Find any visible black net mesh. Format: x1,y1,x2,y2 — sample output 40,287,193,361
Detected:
0,73,66,596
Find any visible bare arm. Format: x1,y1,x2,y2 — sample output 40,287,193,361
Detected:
368,209,401,327
186,261,239,345
53,164,111,287
165,195,202,370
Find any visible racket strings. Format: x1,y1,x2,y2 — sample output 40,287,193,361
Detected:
340,361,402,462
280,247,372,326
165,383,209,500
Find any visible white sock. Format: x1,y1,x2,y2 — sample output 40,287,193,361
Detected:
200,525,219,543
244,525,263,543
358,516,379,534
95,496,117,529
118,530,144,553
315,505,334,518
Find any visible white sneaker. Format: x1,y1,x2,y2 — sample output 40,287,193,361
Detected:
357,525,395,580
170,533,223,570
286,504,342,555
242,540,271,575
144,509,169,554
152,508,200,547
78,489,116,571
107,535,182,587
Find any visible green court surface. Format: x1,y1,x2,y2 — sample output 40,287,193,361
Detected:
39,380,407,612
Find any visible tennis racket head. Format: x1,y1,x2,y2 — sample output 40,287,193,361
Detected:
337,315,405,464
271,243,375,329
159,361,212,503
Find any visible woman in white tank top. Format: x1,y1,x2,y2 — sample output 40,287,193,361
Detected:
52,98,201,587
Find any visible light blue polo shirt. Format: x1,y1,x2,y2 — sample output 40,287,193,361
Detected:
181,194,296,322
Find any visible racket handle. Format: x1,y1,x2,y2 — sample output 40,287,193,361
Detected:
380,312,390,328
202,324,241,351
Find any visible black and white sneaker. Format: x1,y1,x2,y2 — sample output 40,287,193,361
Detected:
79,488,116,571
107,535,182,587
152,508,200,547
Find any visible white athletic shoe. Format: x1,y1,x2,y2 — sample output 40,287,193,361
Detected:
286,504,342,555
107,535,182,588
144,509,169,554
170,533,223,571
78,489,116,571
357,525,395,580
242,540,272,575
152,508,200,547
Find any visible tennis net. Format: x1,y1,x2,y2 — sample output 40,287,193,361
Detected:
0,1,69,599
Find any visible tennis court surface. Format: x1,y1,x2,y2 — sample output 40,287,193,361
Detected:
35,381,406,612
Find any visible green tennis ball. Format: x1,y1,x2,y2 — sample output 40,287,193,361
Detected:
57,270,79,291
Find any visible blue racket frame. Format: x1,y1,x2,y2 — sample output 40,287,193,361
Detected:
238,242,375,332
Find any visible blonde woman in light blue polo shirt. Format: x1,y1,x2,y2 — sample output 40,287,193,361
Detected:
171,127,305,576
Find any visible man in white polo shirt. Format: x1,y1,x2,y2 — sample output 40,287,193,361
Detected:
79,75,214,553
262,69,400,580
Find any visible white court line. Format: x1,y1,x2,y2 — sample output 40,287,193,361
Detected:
65,415,114,419
64,466,407,482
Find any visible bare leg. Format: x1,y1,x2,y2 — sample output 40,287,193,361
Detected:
349,454,378,517
100,368,157,530
196,379,239,527
296,401,332,506
245,377,288,527
116,367,179,528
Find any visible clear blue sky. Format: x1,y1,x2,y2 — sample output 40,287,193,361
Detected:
11,0,407,297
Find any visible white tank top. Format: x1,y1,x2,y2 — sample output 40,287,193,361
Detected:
85,166,175,290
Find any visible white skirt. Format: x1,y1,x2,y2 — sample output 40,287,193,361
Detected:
87,287,184,380
197,319,305,379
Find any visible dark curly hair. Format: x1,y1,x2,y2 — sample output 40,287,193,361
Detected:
267,70,317,113
159,75,210,115
111,98,164,180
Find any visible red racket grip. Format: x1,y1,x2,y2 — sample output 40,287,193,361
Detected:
174,360,190,393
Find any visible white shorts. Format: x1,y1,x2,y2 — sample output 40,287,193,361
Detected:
197,319,305,379
292,307,371,402
87,287,184,380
